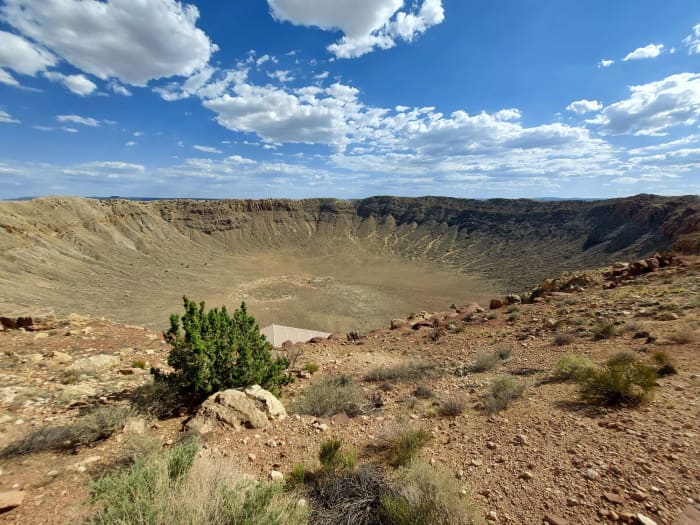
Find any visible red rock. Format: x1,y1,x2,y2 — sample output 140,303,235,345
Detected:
603,492,625,504
489,299,504,310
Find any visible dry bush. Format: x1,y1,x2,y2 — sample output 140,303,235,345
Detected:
1,403,135,458
494,344,513,361
469,351,500,372
292,375,365,417
413,384,434,399
483,376,525,413
592,323,619,340
364,361,438,382
438,396,467,417
381,460,482,525
652,351,678,377
90,440,306,524
553,332,575,346
669,324,697,344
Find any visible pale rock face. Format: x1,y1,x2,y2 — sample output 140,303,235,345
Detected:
244,384,287,420
68,354,118,373
187,387,282,434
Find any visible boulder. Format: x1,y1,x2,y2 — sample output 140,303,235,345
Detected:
489,299,504,310
506,294,522,304
0,308,60,331
244,384,287,420
308,336,325,344
390,319,408,330
0,490,24,514
188,387,285,434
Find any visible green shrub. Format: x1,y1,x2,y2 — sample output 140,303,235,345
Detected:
652,351,678,377
483,376,525,413
318,438,357,473
132,359,147,370
303,362,319,374
292,375,365,417
578,354,657,406
89,440,306,525
364,361,438,382
380,461,482,525
377,425,432,467
553,354,595,381
506,305,520,314
152,297,292,399
507,311,521,322
592,323,618,340
438,396,467,417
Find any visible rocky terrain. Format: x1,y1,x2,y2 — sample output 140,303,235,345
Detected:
1,194,698,332
0,253,698,524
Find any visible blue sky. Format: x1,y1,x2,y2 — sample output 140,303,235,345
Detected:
1,0,699,199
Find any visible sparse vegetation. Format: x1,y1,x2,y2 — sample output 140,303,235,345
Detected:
438,396,467,417
303,362,320,374
506,305,520,314
652,351,678,377
364,361,438,382
152,297,292,400
292,374,365,417
592,323,619,340
553,332,575,346
553,354,595,381
469,350,500,372
132,359,147,370
577,353,657,406
89,439,306,525
494,344,513,360
413,384,434,399
669,324,697,344
318,438,357,473
377,424,432,467
507,311,521,322
381,461,482,525
1,403,135,458
483,376,525,413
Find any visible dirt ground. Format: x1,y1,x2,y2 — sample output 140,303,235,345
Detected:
0,259,698,524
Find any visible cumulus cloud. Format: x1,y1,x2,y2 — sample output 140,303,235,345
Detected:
43,71,97,95
591,73,700,136
267,70,294,83
193,145,223,154
622,43,664,61
1,0,216,86
267,0,444,58
108,81,132,96
0,30,56,76
566,99,602,115
0,110,20,124
683,23,700,54
598,59,614,68
56,114,101,127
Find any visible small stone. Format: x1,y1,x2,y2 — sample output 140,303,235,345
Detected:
515,434,528,446
248,453,257,462
470,458,483,466
584,468,600,480
631,490,648,502
486,510,498,521
520,470,533,480
486,441,497,450
604,492,625,504
566,496,578,506
636,514,657,525
47,470,59,477
269,470,284,481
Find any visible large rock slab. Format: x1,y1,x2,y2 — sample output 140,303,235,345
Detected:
68,354,118,373
187,388,271,434
0,490,25,514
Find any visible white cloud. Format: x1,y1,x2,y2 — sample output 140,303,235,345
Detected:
193,145,223,154
267,0,444,58
125,141,136,147
226,155,256,164
622,43,664,61
56,114,101,127
108,81,132,96
683,23,700,54
62,161,145,178
591,73,700,136
0,30,56,75
598,59,614,68
0,110,20,124
566,99,602,115
267,70,294,82
314,71,329,80
1,0,216,86
0,68,19,86
43,71,97,95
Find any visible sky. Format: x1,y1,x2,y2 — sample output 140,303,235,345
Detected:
1,0,699,200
